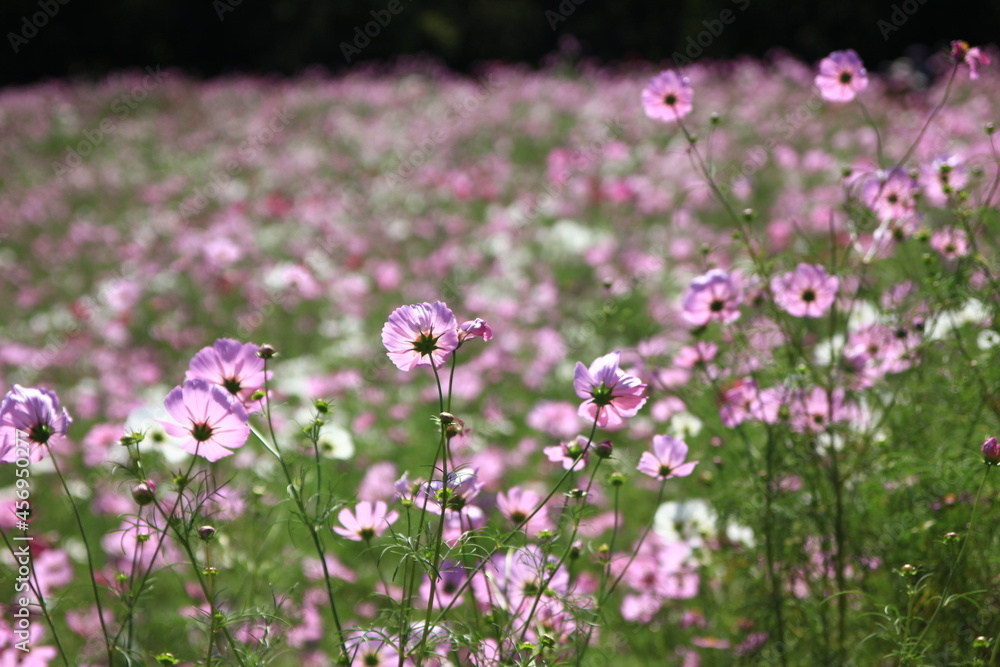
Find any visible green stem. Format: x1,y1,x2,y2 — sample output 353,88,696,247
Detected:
44,441,115,666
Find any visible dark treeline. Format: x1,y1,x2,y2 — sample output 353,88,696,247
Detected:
2,0,998,86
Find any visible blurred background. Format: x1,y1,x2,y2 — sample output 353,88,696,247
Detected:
2,0,998,86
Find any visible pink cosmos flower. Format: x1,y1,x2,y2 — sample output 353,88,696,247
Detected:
951,41,991,79
333,500,399,541
863,168,918,223
641,71,694,123
681,269,742,326
573,351,647,428
815,50,869,102
346,631,402,667
186,338,269,406
637,435,699,480
496,486,553,535
159,379,250,462
929,227,970,260
0,385,72,463
459,318,493,342
543,436,591,471
382,301,460,371
770,264,839,318
789,387,852,434
921,155,968,206
419,560,468,609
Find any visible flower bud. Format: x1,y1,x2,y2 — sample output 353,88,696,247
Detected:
256,344,277,359
982,436,1000,464
594,440,613,459
132,481,156,506
197,525,217,541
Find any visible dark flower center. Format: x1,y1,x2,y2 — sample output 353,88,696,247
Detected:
887,193,899,204
664,93,677,106
191,421,214,443
359,527,375,540
29,423,53,445
839,71,852,84
222,377,242,394
411,331,442,357
812,414,825,425
658,464,673,477
801,289,816,303
510,511,527,524
364,653,380,666
709,299,725,312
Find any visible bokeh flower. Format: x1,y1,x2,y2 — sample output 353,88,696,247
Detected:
642,70,693,123
770,264,839,318
681,269,742,326
815,49,868,102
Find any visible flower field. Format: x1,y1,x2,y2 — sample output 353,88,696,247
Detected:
1,44,1000,665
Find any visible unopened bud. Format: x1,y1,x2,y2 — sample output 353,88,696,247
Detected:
594,440,613,459
197,525,217,541
256,344,277,359
982,436,1000,464
132,480,156,506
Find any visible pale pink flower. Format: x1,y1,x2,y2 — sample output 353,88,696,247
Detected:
642,71,694,123
770,264,839,318
186,338,269,407
159,379,250,462
815,50,868,102
381,302,460,371
573,351,647,428
681,269,742,326
333,500,399,541
637,435,699,480
0,385,72,463
929,227,970,260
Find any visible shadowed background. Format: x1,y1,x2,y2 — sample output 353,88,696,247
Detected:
2,0,999,85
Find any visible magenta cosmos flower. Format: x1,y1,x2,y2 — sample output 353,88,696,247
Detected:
637,435,698,480
574,351,647,428
0,385,72,463
681,269,742,326
159,379,250,462
815,50,868,102
186,338,268,406
642,70,693,123
382,301,460,371
770,264,839,318
333,500,399,541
